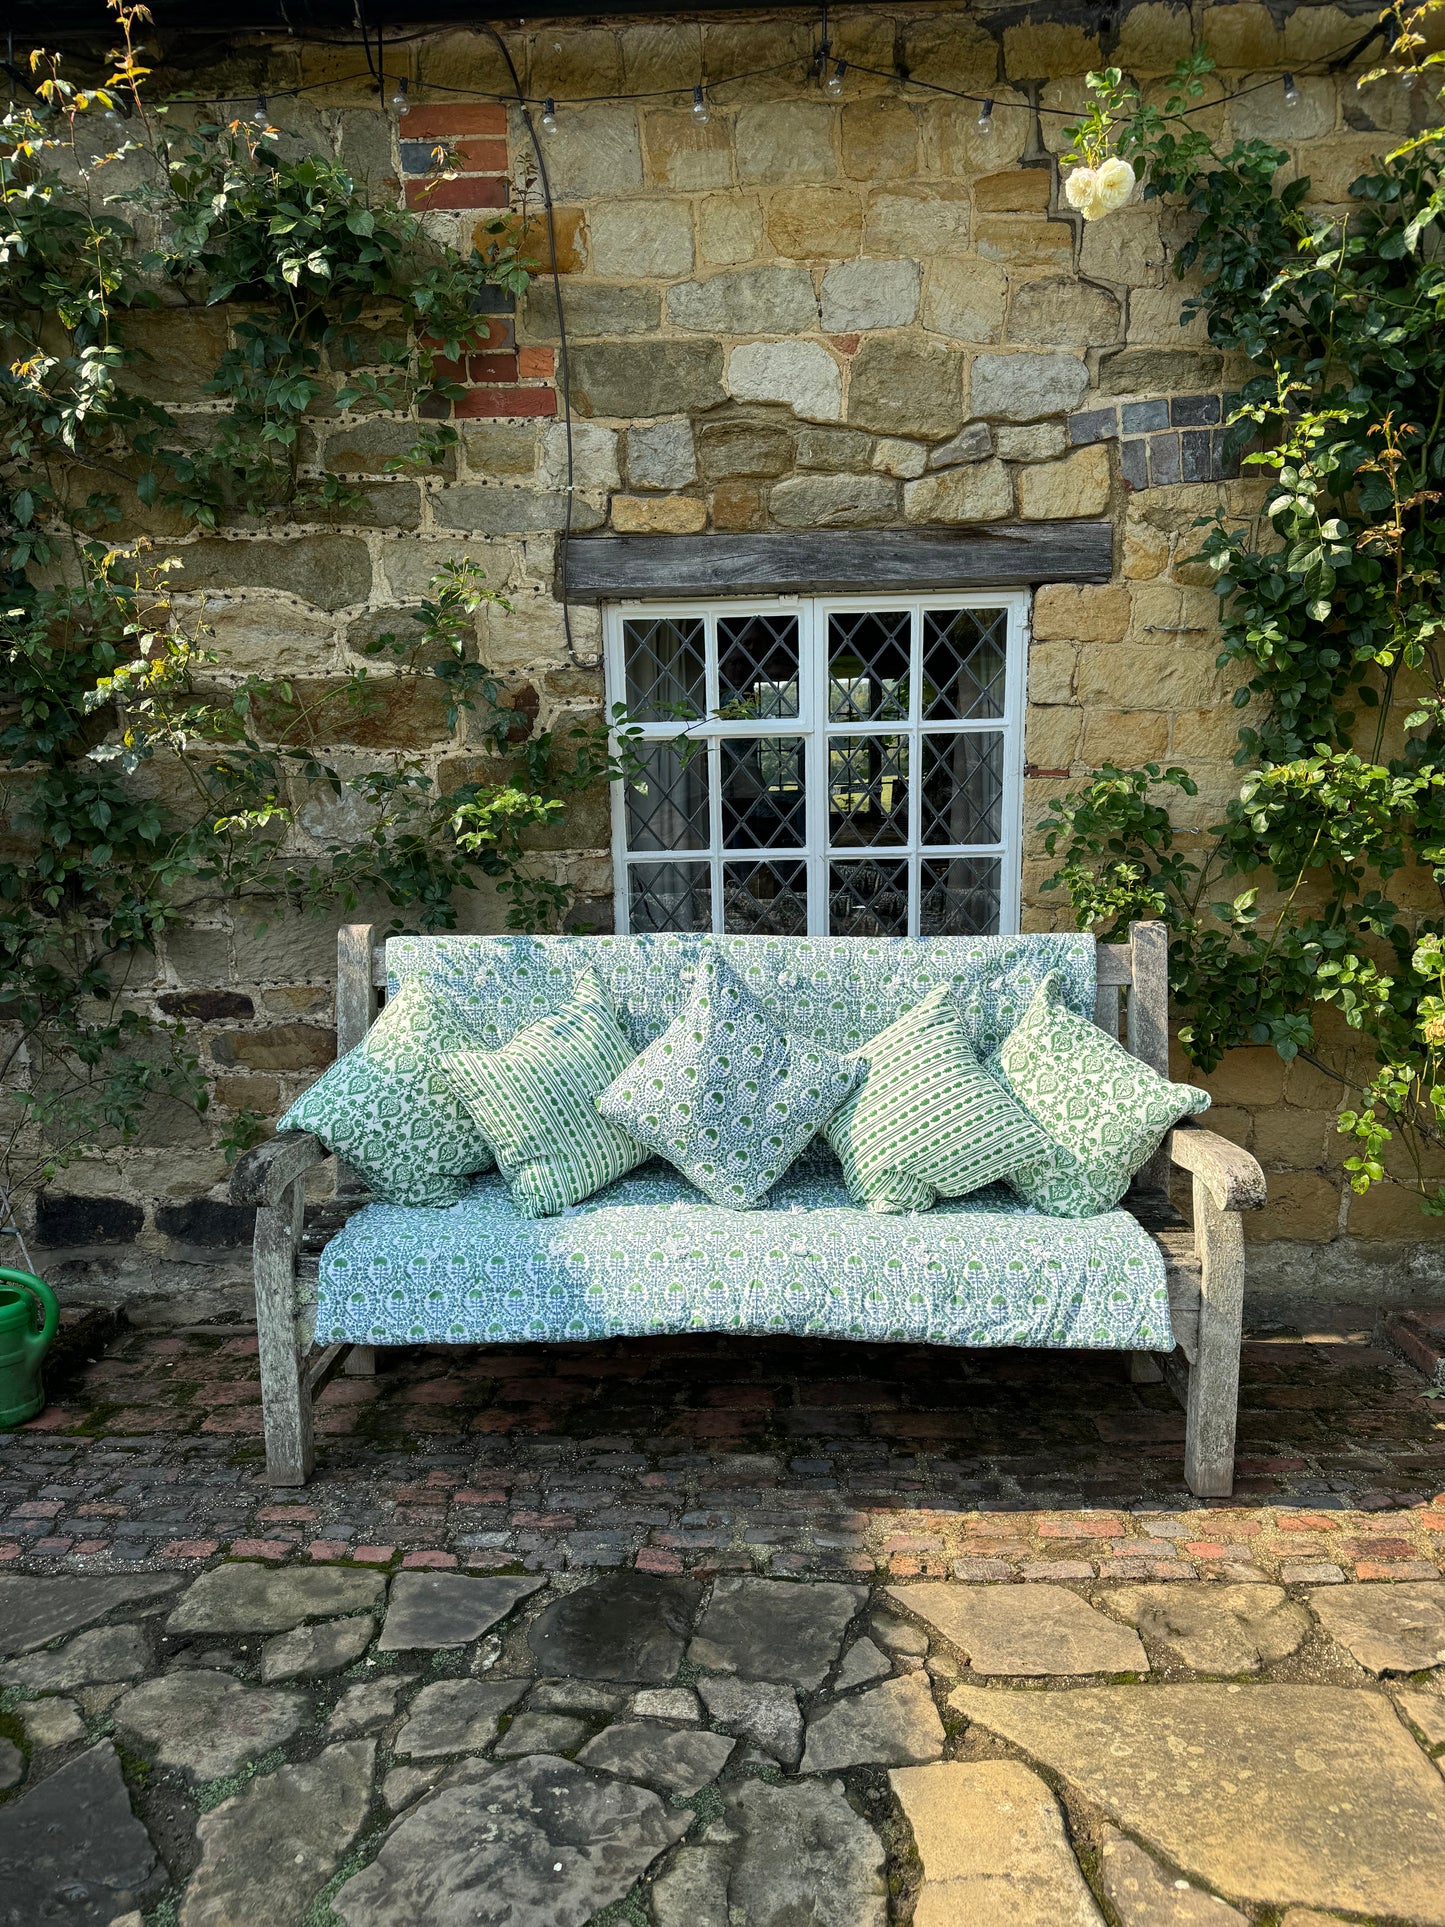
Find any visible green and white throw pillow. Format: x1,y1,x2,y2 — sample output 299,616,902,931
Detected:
991,969,1211,1217
440,969,646,1218
277,977,495,1208
825,982,1056,1213
596,952,860,1209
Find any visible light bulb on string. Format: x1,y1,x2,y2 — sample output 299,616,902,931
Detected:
977,97,995,135
1282,71,1301,106
826,59,847,96
540,97,557,135
692,83,709,124
390,76,410,117
252,94,270,127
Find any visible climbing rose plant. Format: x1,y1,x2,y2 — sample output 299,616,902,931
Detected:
1046,2,1445,1211
0,4,637,1195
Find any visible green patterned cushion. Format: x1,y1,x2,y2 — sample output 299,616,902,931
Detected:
439,969,646,1218
596,952,859,1209
277,978,494,1208
991,970,1211,1217
825,982,1056,1214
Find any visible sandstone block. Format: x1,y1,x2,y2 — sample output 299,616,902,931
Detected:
667,265,818,335
612,496,708,534
1296,134,1391,206
769,473,898,528
797,426,874,470
971,352,1090,423
620,19,702,93
535,105,643,200
571,341,725,418
1076,644,1220,710
1079,207,1167,287
711,482,763,530
921,257,1008,343
820,258,920,332
865,184,971,259
643,110,731,191
847,335,963,438
459,424,539,478
1033,584,1131,643
903,462,1013,524
903,14,999,90
698,423,793,481
977,214,1075,265
505,205,587,276
735,101,836,183
929,422,993,468
539,421,619,493
1231,75,1336,142
1002,20,1102,74
625,419,697,489
697,194,764,266
872,438,927,479
728,340,841,421
587,198,694,278
430,485,590,536
1204,2,1284,67
1010,275,1123,348
840,99,920,181
1019,446,1112,519
767,184,864,260
1028,705,1083,768
324,416,449,478
378,537,519,601
1099,348,1223,396
1244,1169,1340,1244
1027,641,1076,704
120,308,232,400
173,537,371,611
521,282,660,340
997,423,1068,461
203,600,336,675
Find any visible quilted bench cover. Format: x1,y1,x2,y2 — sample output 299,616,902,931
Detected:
310,933,1173,1354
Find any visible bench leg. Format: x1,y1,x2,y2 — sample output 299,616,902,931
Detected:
254,1177,315,1488
1183,1180,1243,1498
343,1344,377,1378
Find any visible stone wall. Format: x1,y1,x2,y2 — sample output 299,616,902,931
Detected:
24,0,1445,1316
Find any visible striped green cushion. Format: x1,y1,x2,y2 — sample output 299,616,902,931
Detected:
440,970,646,1218
825,983,1055,1213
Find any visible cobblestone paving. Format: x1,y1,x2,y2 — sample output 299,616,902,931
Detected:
3,1317,1445,1582
3,1558,1445,1925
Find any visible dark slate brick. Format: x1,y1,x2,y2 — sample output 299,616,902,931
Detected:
156,990,254,1021
1120,437,1149,490
1212,429,1241,479
400,141,438,174
1170,392,1222,427
154,1199,258,1248
34,1194,144,1248
1068,406,1117,446
469,284,516,314
1121,399,1169,433
1181,427,1215,482
1147,431,1182,485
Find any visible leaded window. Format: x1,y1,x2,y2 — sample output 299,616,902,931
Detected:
604,594,1028,938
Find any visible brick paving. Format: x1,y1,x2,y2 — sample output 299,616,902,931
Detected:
2,1312,1443,1581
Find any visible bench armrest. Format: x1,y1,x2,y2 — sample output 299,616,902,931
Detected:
231,1131,331,1208
1169,1124,1266,1213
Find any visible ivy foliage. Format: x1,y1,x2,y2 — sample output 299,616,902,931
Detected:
0,4,633,1195
1046,4,1445,1209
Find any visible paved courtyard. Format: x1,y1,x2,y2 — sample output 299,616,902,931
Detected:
2,1312,1445,1923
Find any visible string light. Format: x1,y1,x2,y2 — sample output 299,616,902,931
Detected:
1283,71,1301,106
390,76,410,116
252,94,270,126
977,97,995,135
825,59,847,97
540,96,557,134
691,83,709,124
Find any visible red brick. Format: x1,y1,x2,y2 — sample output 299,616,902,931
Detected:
404,104,507,138
15,1500,62,1517
161,1538,220,1559
308,1540,350,1560
229,1538,292,1560
636,1547,684,1574
454,1487,509,1505
467,351,519,383
0,1545,18,1562
352,1544,397,1564
406,177,509,212
1354,1558,1440,1580
1183,1542,1231,1559
1277,1512,1340,1531
517,345,555,380
451,137,509,172
1037,1516,1127,1539
30,1537,72,1554
402,1549,458,1569
831,333,860,355
71,1539,110,1556
257,1504,317,1523
453,386,556,419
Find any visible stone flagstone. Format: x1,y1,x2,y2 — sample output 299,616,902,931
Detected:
1309,1580,1445,1674
891,1760,1103,1924
728,1780,887,1927
1098,1829,1247,1925
179,1740,374,1927
528,1571,700,1682
20,1697,85,1750
393,1678,526,1759
801,1671,945,1772
1106,1584,1310,1675
577,1718,735,1796
114,1669,306,1782
0,1623,150,1692
690,1577,866,1689
261,1615,375,1682
952,1683,1445,1923
697,1675,803,1766
167,1563,384,1636
0,1742,161,1927
377,1572,544,1652
328,1678,410,1737
494,1711,591,1758
0,1739,21,1791
1393,1687,1445,1750
889,1583,1148,1676
332,1753,692,1926
0,1575,181,1657
833,1636,892,1691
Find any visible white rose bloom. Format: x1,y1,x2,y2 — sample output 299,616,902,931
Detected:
1094,156,1136,212
1063,165,1097,213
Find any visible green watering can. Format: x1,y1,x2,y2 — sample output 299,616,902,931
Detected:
0,1269,60,1429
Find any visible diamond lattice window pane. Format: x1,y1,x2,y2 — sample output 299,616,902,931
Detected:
828,610,911,722
718,614,800,719
722,859,808,935
624,742,710,852
921,608,1008,721
920,857,1001,935
622,617,706,722
720,737,807,850
920,733,1003,847
828,734,908,848
629,862,711,933
829,859,910,937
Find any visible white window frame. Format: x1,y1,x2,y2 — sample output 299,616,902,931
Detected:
603,590,1031,938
